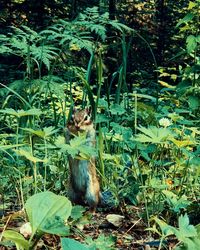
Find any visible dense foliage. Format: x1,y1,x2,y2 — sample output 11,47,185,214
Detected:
0,0,200,249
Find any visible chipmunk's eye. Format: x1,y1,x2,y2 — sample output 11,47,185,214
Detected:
84,115,88,121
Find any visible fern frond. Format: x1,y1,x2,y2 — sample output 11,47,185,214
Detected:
0,35,12,53
31,45,59,70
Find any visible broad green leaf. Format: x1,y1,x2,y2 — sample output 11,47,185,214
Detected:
188,95,200,110
176,13,194,27
109,104,126,115
25,191,72,237
3,230,29,250
61,238,93,250
186,35,197,53
96,114,110,123
196,35,200,43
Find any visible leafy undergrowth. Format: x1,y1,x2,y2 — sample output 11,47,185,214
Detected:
0,205,172,250
1,191,200,250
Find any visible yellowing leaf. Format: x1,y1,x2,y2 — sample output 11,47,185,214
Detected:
180,25,190,32
171,74,177,81
159,72,171,77
170,138,194,148
188,1,196,9
158,80,176,89
69,43,81,51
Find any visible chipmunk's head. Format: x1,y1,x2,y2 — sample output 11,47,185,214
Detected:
69,107,93,132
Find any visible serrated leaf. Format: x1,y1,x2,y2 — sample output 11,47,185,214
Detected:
14,149,47,163
70,205,86,221
135,126,171,144
186,35,197,53
178,214,197,238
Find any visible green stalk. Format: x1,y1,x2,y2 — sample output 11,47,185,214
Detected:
33,162,37,194
44,137,48,191
115,34,129,104
134,91,137,135
98,126,105,187
95,49,103,122
19,176,25,209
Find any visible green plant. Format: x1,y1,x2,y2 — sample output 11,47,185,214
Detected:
2,191,72,249
147,214,200,250
2,191,116,250
176,0,200,116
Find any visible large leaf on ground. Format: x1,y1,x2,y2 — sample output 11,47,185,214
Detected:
25,191,72,237
3,230,29,250
61,238,94,250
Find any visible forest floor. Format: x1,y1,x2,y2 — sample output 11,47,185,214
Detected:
0,203,178,250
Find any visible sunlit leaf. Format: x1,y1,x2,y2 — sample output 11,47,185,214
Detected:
14,149,48,163
25,191,72,237
170,138,194,148
3,230,29,250
188,1,196,9
158,80,176,89
134,126,171,144
176,13,194,27
186,35,197,53
177,214,197,238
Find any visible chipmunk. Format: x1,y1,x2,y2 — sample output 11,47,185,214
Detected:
66,107,101,212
